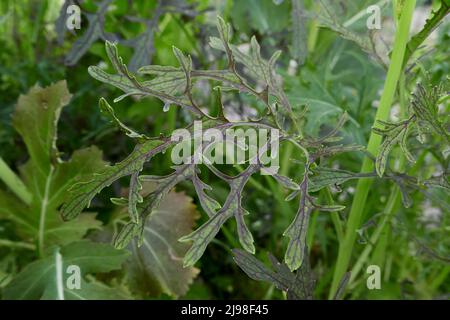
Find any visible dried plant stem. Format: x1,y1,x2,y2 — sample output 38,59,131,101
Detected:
329,0,416,299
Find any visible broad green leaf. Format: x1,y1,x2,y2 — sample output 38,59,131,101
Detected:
1,82,105,253
41,279,129,300
12,81,71,174
127,188,200,298
3,241,130,300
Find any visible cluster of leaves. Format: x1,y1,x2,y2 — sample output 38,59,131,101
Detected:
373,81,450,199
62,8,449,298
1,1,449,300
0,81,202,299
0,81,130,299
60,17,369,284
57,0,199,71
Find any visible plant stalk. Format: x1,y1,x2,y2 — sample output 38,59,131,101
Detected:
0,157,32,205
328,0,416,299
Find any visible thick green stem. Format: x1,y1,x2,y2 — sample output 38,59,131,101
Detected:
0,157,32,205
328,0,416,299
348,185,401,285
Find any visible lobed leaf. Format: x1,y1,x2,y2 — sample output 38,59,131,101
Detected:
232,248,315,299
61,138,170,221
180,165,261,267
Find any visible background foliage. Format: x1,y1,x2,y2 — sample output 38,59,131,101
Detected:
0,0,449,300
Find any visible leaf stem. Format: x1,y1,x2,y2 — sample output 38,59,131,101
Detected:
38,166,54,257
0,157,32,205
0,239,36,250
325,187,344,244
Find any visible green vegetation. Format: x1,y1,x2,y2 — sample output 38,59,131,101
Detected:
0,0,449,300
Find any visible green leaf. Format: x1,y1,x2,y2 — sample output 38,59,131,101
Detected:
411,83,449,140
128,172,143,224
312,204,346,212
308,167,372,192
291,0,308,64
283,169,311,271
233,249,291,292
138,165,197,220
113,222,139,250
42,280,129,300
315,1,375,56
138,65,187,96
3,241,130,300
423,174,450,190
88,41,203,116
179,165,261,267
99,98,149,142
283,200,311,271
272,173,300,191
191,170,221,217
12,81,71,174
126,188,200,298
231,0,290,34
124,23,156,73
210,17,291,113
112,164,198,250
373,118,414,177
61,138,170,221
404,2,450,64
232,248,315,300
1,81,105,254
172,46,193,93
64,0,113,66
